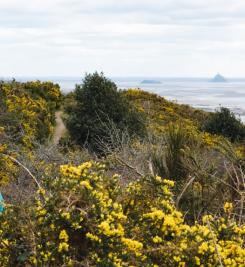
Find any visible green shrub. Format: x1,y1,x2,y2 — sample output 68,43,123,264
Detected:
203,107,245,142
65,72,145,153
151,123,189,181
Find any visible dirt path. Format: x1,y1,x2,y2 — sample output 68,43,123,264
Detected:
53,111,67,145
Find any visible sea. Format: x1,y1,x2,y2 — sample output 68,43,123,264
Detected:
3,76,245,123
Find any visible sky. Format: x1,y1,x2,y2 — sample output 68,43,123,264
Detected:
1,0,245,77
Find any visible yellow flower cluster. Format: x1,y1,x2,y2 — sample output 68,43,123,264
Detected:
121,238,143,255
60,161,93,178
0,161,244,267
0,128,18,185
224,202,233,213
58,230,69,252
0,237,10,266
0,80,62,148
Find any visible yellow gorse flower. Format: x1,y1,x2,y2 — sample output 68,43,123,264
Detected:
224,202,233,213
59,230,69,242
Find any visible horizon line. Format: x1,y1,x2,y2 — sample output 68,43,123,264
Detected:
2,75,245,79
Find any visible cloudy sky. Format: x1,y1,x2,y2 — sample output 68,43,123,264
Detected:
1,0,245,77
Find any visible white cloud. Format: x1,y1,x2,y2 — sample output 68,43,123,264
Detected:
0,0,245,76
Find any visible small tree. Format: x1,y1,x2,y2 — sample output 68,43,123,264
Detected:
65,72,145,152
203,107,245,142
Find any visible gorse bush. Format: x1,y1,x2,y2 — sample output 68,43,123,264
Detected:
122,89,208,133
0,161,244,266
24,80,63,113
0,80,62,185
0,80,62,147
0,76,245,266
0,128,16,185
65,72,146,153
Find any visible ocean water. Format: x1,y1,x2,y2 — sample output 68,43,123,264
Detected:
3,76,245,122
114,77,245,123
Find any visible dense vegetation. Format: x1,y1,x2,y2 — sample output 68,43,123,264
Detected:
203,107,245,142
0,80,62,147
65,72,145,152
0,75,244,266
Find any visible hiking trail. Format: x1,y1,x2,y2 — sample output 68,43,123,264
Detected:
53,111,67,145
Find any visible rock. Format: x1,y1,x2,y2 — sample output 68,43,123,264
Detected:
211,74,227,83
141,80,161,84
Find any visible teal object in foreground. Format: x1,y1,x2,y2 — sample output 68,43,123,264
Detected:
0,193,4,213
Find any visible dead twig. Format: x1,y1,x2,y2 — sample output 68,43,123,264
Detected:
2,153,42,189
176,176,195,208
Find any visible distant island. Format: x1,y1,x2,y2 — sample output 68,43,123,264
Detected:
211,73,227,83
141,79,161,84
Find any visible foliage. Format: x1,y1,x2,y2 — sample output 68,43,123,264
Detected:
123,88,208,134
203,107,245,142
105,119,244,222
0,80,62,147
24,80,63,112
0,162,244,266
65,73,145,152
151,123,189,181
1,77,245,266
0,80,62,185
0,128,18,186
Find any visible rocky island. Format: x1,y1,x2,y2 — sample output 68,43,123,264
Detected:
141,79,161,84
211,73,227,82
